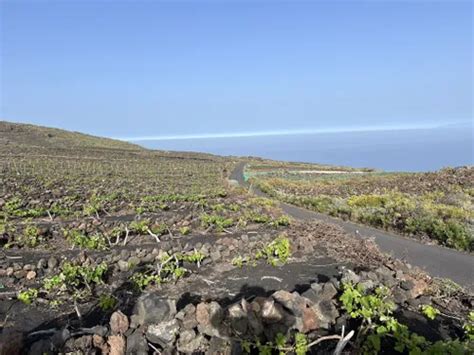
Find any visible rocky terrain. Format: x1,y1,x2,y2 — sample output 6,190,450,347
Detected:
0,121,473,354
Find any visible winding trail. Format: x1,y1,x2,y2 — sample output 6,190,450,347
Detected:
231,162,474,291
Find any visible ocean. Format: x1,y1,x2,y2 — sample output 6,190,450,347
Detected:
136,126,473,172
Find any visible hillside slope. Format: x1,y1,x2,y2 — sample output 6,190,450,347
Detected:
0,120,143,151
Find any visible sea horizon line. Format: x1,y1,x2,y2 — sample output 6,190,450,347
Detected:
116,121,471,142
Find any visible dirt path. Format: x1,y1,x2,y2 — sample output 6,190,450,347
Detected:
231,162,474,291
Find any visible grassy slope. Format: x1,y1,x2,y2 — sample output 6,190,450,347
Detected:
0,120,143,151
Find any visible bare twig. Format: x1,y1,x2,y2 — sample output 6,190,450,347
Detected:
307,335,342,348
333,326,355,355
27,328,58,337
0,291,18,298
202,278,216,285
2,254,23,260
148,342,161,354
261,276,283,282
74,299,82,320
157,255,175,274
123,226,129,246
147,228,160,243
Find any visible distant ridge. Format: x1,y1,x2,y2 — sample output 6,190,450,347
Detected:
0,120,143,151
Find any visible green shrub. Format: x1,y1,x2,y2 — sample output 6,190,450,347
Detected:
18,288,38,305
255,236,291,266
272,215,291,226
200,213,233,231
340,282,473,354
21,225,42,247
64,229,107,250
129,219,150,234
44,262,108,292
179,226,191,235
98,294,117,311
347,194,387,208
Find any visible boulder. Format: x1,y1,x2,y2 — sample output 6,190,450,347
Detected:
403,276,429,299
108,335,126,355
47,256,58,269
92,335,109,354
302,282,338,304
196,301,225,337
132,294,176,326
312,299,339,329
177,330,205,353
117,260,129,272
181,304,198,330
126,330,148,355
247,299,264,336
301,307,319,333
110,311,129,335
341,269,360,285
228,303,248,335
146,319,180,348
261,299,285,324
208,337,231,355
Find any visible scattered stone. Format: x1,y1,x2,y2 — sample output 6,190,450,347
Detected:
6,267,14,277
110,310,129,335
91,326,109,337
341,269,361,284
196,301,224,337
146,319,180,348
177,329,205,353
393,288,409,305
181,304,198,330
14,270,27,279
47,256,58,269
261,299,285,324
126,330,149,355
93,334,109,354
210,249,221,262
25,270,36,280
120,249,130,260
208,337,231,355
51,328,71,349
321,282,338,300
239,299,262,336
74,335,93,350
302,306,319,332
375,266,397,287
133,294,176,326
108,335,126,355
312,299,339,329
23,264,35,271
127,255,140,267
117,260,129,272
228,303,248,334
406,276,429,299
36,258,47,269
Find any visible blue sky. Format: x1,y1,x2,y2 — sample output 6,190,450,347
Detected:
1,0,472,140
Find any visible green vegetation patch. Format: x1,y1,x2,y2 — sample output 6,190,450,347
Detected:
340,282,473,354
254,173,473,251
